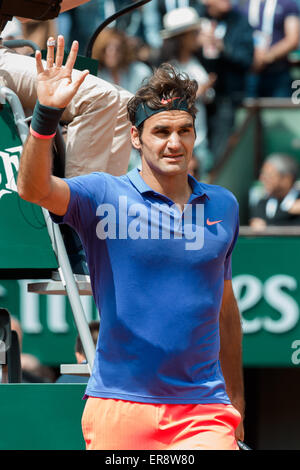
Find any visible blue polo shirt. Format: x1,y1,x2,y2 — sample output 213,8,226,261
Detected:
51,169,239,404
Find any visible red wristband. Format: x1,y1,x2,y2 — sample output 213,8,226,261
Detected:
30,126,56,140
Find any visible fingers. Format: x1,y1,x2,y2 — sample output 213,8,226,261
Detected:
44,35,79,72
65,40,79,73
46,36,55,69
35,50,44,75
55,35,65,68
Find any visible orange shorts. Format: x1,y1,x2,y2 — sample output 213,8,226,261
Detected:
81,397,241,450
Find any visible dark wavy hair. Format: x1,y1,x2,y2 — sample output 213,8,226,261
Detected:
127,63,198,133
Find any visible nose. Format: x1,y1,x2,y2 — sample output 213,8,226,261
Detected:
166,132,181,151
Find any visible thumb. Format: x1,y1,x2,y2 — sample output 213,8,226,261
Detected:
72,69,90,92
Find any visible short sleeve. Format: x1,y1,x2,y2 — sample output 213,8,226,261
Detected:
50,173,107,237
285,0,300,17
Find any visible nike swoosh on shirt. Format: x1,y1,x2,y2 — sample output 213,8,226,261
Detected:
207,218,223,226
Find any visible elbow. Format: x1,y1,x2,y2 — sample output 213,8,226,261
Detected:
17,184,35,204
17,178,42,205
17,178,29,201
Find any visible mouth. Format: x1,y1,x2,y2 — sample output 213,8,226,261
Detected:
163,154,184,161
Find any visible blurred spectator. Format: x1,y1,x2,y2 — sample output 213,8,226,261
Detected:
21,20,57,51
92,27,152,93
10,316,56,382
195,0,254,168
58,0,105,54
155,0,204,28
56,320,100,383
238,0,300,97
58,0,162,58
113,0,163,60
157,6,216,174
1,17,57,55
249,153,300,228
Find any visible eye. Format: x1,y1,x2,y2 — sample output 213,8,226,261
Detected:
155,129,170,136
180,128,191,135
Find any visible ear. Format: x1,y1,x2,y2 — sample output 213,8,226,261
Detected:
131,126,142,151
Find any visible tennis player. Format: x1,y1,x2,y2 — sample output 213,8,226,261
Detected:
18,36,245,450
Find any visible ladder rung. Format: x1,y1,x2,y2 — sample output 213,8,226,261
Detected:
27,280,92,296
60,363,90,375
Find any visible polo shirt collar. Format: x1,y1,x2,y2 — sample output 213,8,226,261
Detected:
127,168,208,199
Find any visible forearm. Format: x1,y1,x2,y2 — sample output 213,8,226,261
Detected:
60,0,90,13
17,134,53,204
17,0,90,22
266,37,299,64
219,296,245,417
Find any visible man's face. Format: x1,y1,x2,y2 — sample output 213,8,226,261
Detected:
260,161,293,197
131,110,196,177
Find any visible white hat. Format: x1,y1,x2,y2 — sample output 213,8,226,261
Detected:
161,7,201,39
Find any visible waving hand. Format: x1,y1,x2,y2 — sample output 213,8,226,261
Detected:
35,35,89,108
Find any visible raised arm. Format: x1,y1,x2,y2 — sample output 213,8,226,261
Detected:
17,35,89,215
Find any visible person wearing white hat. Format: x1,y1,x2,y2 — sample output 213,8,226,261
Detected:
155,0,204,29
160,5,202,39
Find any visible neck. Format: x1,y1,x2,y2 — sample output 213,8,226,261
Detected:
140,167,192,210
